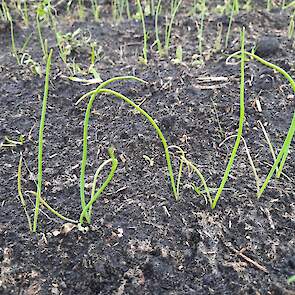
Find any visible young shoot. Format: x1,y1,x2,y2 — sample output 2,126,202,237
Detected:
211,27,245,209
75,76,178,208
2,1,20,64
137,0,148,64
155,0,182,56
33,49,53,232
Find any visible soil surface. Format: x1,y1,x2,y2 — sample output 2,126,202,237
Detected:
0,1,295,294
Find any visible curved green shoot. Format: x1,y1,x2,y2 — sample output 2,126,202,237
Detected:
93,88,178,199
181,156,212,206
165,0,182,54
211,28,245,209
86,158,113,222
75,76,147,105
30,191,78,224
168,145,212,204
242,52,295,198
79,76,146,219
79,148,118,224
33,49,53,232
17,156,33,232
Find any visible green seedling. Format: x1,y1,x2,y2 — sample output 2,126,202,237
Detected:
245,53,295,197
79,148,118,224
91,0,100,21
197,0,206,55
78,0,85,20
165,0,182,54
32,49,53,232
226,48,295,198
36,2,49,59
155,0,182,56
112,0,130,20
168,145,211,204
137,0,148,64
1,135,25,148
75,76,178,209
211,27,245,209
233,0,239,14
171,44,183,64
225,1,235,48
20,53,42,77
17,156,33,232
288,12,295,39
2,1,20,64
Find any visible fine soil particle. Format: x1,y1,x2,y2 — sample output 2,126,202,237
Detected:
0,1,294,294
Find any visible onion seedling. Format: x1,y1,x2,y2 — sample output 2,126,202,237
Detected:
197,0,206,55
32,49,53,232
79,148,118,224
154,0,182,56
225,48,295,199
2,1,20,64
17,156,33,232
137,0,148,64
244,52,295,198
36,2,49,60
225,1,235,49
211,27,245,209
75,76,178,207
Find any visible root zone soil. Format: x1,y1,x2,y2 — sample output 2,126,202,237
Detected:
0,1,294,294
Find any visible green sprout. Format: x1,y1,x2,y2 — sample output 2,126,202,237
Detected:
225,45,295,199
79,148,118,224
155,0,182,56
75,76,178,210
211,27,245,209
32,49,53,232
2,1,20,64
245,53,295,198
137,0,148,64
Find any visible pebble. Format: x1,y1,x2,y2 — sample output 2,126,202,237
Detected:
255,36,280,57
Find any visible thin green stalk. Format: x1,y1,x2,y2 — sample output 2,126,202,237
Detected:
181,156,212,206
155,0,162,54
164,0,182,54
3,2,20,64
212,28,245,209
94,88,178,199
30,192,78,224
79,76,146,216
75,76,146,105
233,0,239,14
198,0,206,55
89,158,113,218
79,148,118,224
33,49,53,233
91,0,100,21
225,2,235,49
17,156,33,232
36,10,48,59
137,0,148,64
245,52,295,183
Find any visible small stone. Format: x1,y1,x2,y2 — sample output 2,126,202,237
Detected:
255,36,280,57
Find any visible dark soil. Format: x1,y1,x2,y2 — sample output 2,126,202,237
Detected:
0,1,294,294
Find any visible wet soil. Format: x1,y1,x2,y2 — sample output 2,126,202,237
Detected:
0,1,294,294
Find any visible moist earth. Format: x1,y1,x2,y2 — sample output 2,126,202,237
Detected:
0,1,294,294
